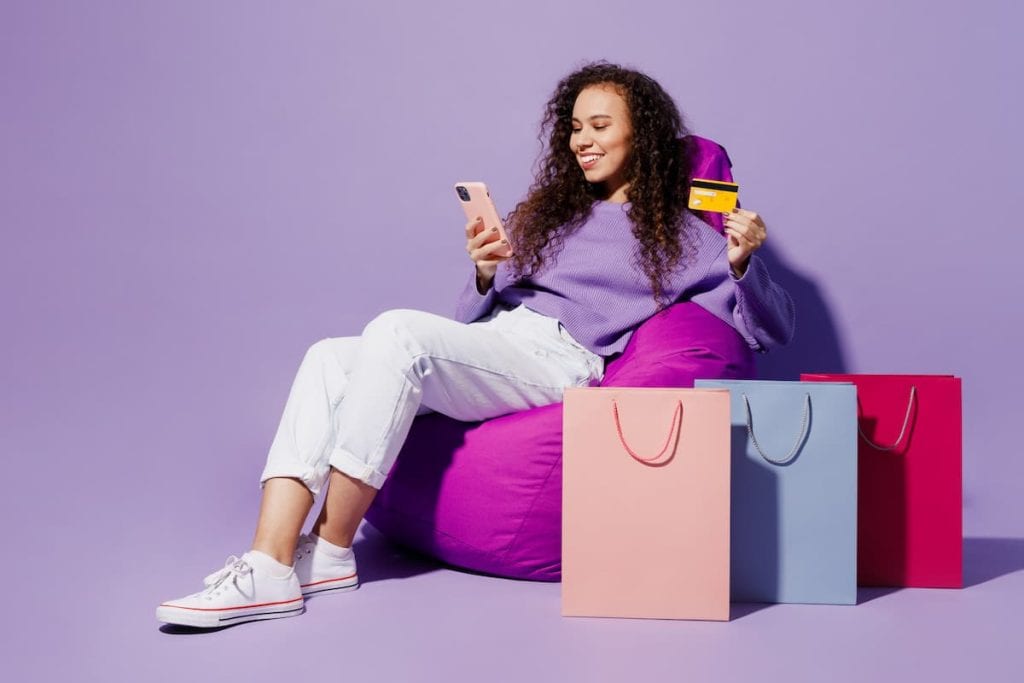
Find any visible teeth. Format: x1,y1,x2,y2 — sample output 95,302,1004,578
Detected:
582,154,602,163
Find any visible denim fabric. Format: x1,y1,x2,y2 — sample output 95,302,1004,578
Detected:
260,304,603,491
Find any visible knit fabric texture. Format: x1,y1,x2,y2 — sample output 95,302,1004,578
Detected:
455,201,795,356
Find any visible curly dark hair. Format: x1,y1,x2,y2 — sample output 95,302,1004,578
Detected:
506,61,698,307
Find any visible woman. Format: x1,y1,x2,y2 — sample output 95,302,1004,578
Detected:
157,61,794,628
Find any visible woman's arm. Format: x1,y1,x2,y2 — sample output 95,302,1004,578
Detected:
454,266,499,323
730,254,796,352
722,208,795,351
455,218,509,323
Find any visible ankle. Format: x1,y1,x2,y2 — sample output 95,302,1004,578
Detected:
250,542,295,567
311,524,355,550
308,532,355,560
247,550,294,578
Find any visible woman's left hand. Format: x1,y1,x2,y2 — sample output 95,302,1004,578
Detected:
723,208,767,277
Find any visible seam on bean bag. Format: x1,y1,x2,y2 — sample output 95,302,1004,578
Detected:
501,438,563,565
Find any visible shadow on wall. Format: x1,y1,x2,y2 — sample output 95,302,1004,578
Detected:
754,243,849,379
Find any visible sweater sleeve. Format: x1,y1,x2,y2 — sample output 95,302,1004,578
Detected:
454,268,498,323
730,254,796,352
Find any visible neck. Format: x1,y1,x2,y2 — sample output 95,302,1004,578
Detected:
602,178,629,204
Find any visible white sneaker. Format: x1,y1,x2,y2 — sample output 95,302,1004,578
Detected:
157,552,304,628
294,533,359,596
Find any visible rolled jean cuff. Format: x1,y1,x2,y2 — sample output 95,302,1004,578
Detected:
259,461,329,497
329,447,388,489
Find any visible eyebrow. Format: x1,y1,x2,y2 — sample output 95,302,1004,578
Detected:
570,115,613,123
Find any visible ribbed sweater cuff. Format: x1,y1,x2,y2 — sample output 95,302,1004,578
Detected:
733,255,796,348
454,268,497,323
732,254,774,299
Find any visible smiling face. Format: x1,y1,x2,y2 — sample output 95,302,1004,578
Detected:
570,84,633,202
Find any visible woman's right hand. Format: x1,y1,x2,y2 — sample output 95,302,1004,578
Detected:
464,217,512,292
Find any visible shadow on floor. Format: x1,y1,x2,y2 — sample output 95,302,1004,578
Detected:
159,526,443,634
159,623,233,635
730,602,775,620
162,536,1024,632
349,522,443,585
963,537,1024,588
846,536,1024,605
856,586,903,604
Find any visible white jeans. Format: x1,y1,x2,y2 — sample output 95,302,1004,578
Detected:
260,304,605,492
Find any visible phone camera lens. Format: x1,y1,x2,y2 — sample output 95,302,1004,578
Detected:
456,186,470,202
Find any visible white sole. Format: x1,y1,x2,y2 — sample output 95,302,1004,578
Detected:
301,574,359,596
156,597,305,628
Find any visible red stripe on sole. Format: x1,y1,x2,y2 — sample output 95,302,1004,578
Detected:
301,573,357,589
159,596,304,612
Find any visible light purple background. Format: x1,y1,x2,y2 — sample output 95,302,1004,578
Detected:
2,1,1022,681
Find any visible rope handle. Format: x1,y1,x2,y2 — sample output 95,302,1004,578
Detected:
611,399,683,467
858,386,917,451
742,393,811,465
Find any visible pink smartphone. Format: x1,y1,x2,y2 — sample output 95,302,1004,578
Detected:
454,181,512,258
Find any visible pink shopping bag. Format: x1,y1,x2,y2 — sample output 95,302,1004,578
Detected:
801,374,962,588
561,387,731,620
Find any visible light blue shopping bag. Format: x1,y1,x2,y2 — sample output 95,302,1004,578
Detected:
694,379,857,605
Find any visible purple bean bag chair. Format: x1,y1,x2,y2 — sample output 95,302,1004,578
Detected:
364,137,755,580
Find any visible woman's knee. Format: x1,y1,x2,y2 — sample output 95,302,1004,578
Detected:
301,336,361,370
361,309,440,349
301,337,346,367
304,338,333,358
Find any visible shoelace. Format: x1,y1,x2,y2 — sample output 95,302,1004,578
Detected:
202,555,254,593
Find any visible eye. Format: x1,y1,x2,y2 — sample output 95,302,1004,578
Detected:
571,128,582,133
594,125,608,130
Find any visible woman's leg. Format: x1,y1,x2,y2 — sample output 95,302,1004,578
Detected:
250,336,368,562
157,337,370,627
309,469,376,548
259,337,363,496
157,307,600,626
251,478,315,564
254,332,430,557
307,306,602,544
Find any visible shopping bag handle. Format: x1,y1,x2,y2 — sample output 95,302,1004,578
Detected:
611,399,683,467
858,386,917,452
742,393,811,465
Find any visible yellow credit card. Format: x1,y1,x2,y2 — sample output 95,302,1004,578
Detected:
688,178,739,213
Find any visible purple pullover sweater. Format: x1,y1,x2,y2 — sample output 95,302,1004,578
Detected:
455,200,796,356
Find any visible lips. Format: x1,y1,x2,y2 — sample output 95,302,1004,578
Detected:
579,153,603,169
